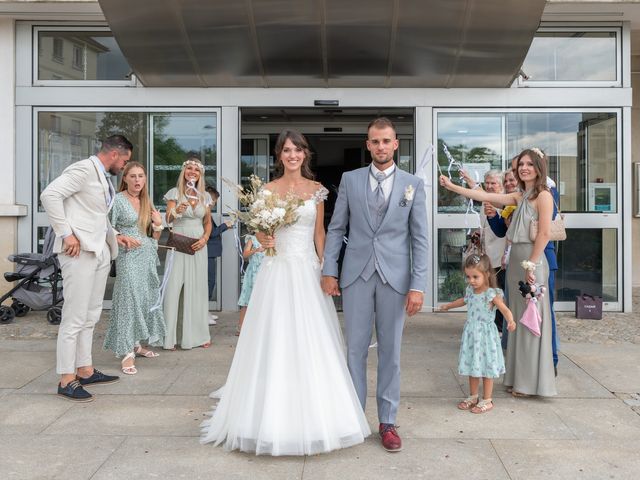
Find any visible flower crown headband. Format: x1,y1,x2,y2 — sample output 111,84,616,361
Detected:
530,147,545,159
182,159,205,174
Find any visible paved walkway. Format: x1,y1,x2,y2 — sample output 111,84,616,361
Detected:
1,306,640,479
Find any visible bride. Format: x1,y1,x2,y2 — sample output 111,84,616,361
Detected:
200,129,370,456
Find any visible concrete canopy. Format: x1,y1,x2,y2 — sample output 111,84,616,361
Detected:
98,0,546,87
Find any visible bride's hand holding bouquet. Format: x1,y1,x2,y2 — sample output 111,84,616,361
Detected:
224,175,303,256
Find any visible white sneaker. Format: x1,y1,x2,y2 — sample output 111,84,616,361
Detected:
208,314,218,325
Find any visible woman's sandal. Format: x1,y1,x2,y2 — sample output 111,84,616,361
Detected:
471,399,494,414
121,352,137,375
457,395,479,410
201,342,211,349
134,345,160,358
511,391,530,398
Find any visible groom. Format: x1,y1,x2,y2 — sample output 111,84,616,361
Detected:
322,117,428,452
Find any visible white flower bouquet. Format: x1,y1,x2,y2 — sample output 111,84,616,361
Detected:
224,175,304,256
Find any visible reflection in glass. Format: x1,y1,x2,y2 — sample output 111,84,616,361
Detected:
437,112,617,213
38,111,149,211
505,112,617,213
437,228,470,303
241,137,270,192
437,114,503,213
152,114,218,209
555,229,617,302
38,31,131,81
397,139,413,173
521,31,617,82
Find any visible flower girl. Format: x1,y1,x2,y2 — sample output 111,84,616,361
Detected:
439,254,515,413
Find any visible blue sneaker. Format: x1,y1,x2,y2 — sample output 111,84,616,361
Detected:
77,369,119,386
58,380,93,402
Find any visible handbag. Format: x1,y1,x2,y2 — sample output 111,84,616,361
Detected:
575,294,603,320
529,198,566,242
164,229,198,255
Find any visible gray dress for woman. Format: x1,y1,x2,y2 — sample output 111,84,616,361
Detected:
104,193,165,357
163,188,212,349
504,190,557,396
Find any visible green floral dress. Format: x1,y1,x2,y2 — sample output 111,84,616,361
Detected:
458,286,505,379
104,193,165,357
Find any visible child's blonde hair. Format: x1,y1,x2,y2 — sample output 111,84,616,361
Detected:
463,254,497,288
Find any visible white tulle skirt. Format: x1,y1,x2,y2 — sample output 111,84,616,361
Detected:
200,254,371,456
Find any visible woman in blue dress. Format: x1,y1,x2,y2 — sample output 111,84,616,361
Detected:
104,162,165,375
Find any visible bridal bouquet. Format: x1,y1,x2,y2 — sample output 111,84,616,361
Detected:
223,175,303,256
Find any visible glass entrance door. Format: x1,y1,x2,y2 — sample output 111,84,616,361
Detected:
34,109,219,307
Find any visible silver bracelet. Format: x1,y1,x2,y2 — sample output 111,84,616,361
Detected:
152,224,164,232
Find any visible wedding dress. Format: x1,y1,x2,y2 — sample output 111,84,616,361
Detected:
201,188,370,455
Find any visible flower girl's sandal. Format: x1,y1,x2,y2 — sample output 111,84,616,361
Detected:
457,395,479,410
471,399,493,414
121,352,137,375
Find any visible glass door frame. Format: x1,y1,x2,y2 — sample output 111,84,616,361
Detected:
31,106,222,308
432,107,623,311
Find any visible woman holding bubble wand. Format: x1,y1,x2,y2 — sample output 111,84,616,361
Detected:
163,155,213,350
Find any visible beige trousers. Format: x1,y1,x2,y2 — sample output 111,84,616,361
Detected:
56,244,111,374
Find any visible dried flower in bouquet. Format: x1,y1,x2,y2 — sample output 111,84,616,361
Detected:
223,175,304,256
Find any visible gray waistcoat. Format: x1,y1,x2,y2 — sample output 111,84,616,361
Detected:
361,179,392,282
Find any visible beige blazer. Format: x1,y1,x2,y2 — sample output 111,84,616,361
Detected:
40,156,118,259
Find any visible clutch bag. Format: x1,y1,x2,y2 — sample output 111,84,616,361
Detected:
165,230,197,255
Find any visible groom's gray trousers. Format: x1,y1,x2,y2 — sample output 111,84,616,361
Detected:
342,272,405,424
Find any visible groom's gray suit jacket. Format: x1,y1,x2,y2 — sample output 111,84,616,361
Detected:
323,166,428,294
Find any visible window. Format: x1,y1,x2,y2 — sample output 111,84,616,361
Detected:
520,28,620,86
37,28,131,82
36,110,219,304
437,112,618,213
72,44,84,71
434,109,621,307
70,119,81,146
52,37,63,62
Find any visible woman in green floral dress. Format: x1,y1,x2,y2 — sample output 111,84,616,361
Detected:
104,162,165,375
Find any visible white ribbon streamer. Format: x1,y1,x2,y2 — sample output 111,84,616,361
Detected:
150,247,175,312
232,223,245,274
441,142,481,233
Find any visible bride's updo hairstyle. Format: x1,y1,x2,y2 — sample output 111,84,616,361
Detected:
515,148,549,200
273,129,315,180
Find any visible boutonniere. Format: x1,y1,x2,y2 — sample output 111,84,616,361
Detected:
399,185,414,207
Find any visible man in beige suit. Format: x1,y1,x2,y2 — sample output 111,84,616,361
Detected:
41,135,133,402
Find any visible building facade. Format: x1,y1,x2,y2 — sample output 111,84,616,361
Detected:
0,0,639,312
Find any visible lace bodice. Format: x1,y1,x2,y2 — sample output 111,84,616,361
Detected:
274,187,328,260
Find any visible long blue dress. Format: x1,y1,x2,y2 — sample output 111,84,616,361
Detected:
104,193,165,357
458,286,505,379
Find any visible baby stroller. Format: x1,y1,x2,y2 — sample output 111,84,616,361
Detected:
0,227,63,324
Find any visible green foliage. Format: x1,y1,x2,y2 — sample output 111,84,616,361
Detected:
440,270,466,300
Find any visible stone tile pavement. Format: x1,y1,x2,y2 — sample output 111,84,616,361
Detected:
1,303,639,479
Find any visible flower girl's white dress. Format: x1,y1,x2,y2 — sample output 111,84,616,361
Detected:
201,187,370,456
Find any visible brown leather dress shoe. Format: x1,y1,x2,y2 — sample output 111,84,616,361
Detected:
379,423,402,452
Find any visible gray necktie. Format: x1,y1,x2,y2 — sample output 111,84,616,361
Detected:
374,171,387,210
105,174,115,208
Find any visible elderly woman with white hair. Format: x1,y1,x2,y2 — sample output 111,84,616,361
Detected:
163,155,213,350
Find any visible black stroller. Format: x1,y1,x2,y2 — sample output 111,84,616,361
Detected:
0,227,63,324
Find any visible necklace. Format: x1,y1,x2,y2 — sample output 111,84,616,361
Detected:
125,190,140,200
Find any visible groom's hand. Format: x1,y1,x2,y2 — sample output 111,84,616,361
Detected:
321,276,341,296
405,290,424,316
